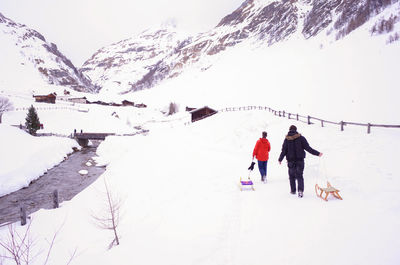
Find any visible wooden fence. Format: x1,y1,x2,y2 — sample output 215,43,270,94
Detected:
13,106,84,112
218,106,400,134
9,103,400,134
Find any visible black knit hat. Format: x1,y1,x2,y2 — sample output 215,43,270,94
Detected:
262,131,267,138
289,125,297,132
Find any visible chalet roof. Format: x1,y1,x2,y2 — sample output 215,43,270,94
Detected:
68,97,87,100
33,93,56,98
189,106,217,113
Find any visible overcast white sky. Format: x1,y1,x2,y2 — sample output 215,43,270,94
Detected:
1,0,244,66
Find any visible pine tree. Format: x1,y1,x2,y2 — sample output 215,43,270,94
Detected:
25,105,41,135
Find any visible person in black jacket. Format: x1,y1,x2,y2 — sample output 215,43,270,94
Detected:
278,125,323,198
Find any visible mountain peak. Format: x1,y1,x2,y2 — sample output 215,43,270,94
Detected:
80,0,400,94
0,12,97,93
81,24,187,94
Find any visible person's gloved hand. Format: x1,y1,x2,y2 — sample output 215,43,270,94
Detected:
248,162,255,171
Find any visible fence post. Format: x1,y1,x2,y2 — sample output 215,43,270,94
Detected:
283,111,285,117
341,121,344,131
296,114,299,121
288,113,291,119
307,116,311,125
20,206,27,226
279,111,281,117
321,120,324,127
367,123,371,134
53,189,59,208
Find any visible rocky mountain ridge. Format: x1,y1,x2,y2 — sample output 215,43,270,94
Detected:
1,0,399,95
81,0,400,94
0,12,98,93
80,27,187,95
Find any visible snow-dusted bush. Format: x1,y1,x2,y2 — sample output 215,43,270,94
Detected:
0,96,14,123
167,102,179,116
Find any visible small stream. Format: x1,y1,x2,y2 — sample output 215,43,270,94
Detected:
0,141,106,226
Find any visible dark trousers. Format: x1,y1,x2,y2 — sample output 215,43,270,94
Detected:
257,160,268,180
288,160,305,192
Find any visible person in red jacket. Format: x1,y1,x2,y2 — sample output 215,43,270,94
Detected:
253,131,271,183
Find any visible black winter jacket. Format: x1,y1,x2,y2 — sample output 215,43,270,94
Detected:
278,131,320,162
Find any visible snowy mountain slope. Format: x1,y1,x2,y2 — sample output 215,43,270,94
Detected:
119,23,400,126
81,0,400,94
0,12,97,94
4,109,399,265
80,26,187,95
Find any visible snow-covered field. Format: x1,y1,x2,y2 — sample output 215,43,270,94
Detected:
1,109,400,265
1,6,400,264
0,124,79,197
90,110,400,265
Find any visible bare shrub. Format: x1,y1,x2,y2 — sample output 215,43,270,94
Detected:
0,222,35,265
0,96,14,123
167,102,179,116
91,177,123,249
0,221,76,265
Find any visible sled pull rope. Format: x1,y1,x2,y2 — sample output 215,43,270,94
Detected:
316,156,329,184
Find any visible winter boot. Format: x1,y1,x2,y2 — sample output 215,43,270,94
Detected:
298,191,303,198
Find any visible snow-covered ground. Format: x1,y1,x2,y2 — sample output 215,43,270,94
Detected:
90,110,400,265
1,109,400,265
0,124,79,197
1,5,400,264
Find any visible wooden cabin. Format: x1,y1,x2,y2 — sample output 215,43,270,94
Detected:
135,103,147,108
122,100,135,106
189,106,217,122
33,93,56,104
186,107,196,112
68,97,87,104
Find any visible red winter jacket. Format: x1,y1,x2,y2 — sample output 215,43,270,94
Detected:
253,138,271,161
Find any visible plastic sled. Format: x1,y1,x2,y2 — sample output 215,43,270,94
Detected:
239,177,255,191
315,181,343,201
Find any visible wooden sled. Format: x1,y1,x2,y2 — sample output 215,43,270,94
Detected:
239,177,255,191
315,181,342,201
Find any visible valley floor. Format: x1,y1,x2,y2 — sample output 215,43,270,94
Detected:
2,110,399,265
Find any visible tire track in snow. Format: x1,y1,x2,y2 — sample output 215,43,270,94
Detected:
217,187,244,265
